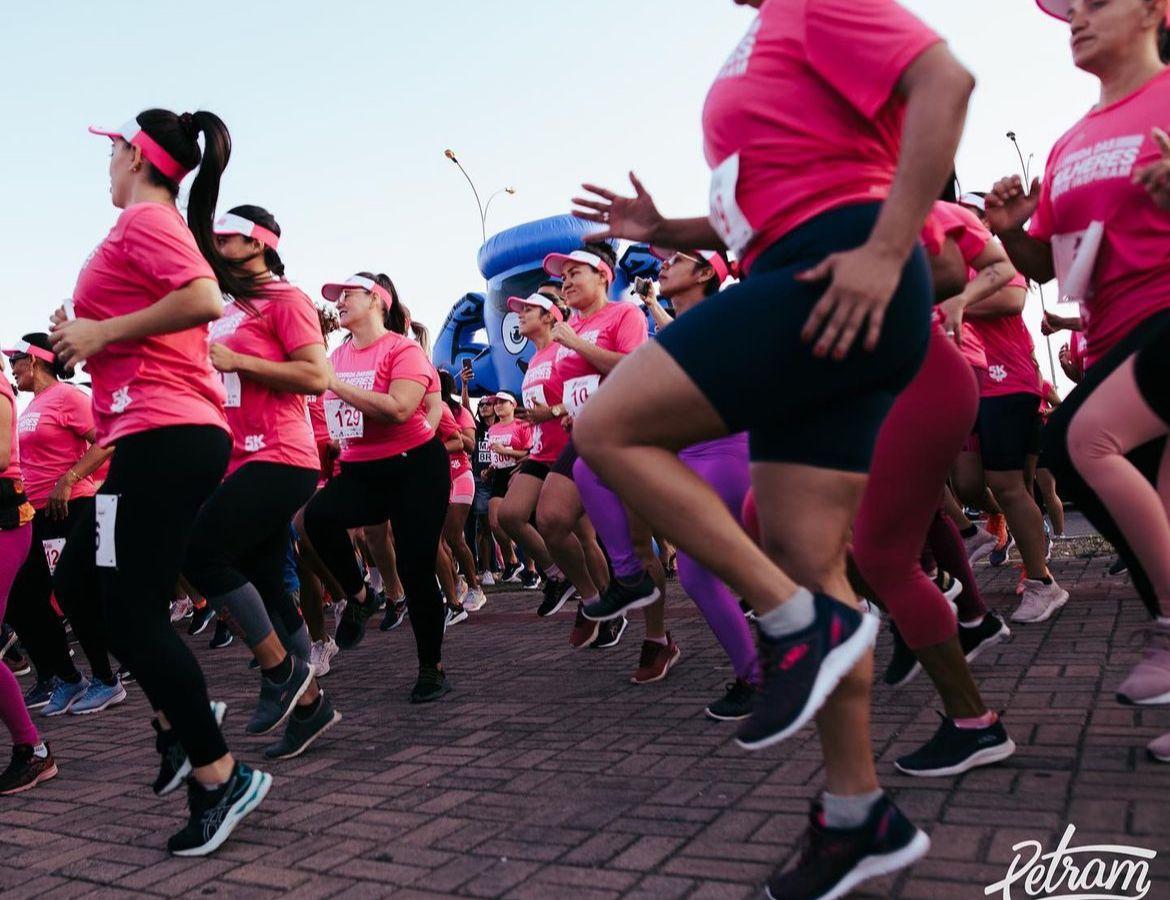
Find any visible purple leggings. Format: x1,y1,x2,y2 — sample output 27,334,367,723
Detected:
574,437,760,684
0,524,38,747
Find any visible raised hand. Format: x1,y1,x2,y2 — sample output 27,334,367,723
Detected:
984,175,1042,235
572,172,664,243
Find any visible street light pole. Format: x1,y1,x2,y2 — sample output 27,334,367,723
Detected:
444,149,515,244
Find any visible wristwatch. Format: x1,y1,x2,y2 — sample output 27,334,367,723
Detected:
550,403,566,418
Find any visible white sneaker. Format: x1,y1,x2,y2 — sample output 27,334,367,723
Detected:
310,637,339,677
456,577,468,604
964,529,997,565
481,571,495,586
169,597,193,623
1011,578,1070,623
942,576,963,604
463,588,487,612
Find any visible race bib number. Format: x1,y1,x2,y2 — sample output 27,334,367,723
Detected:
563,375,600,417
325,398,364,440
42,538,66,575
523,384,547,409
1052,222,1104,305
709,153,756,258
222,372,242,409
95,495,118,569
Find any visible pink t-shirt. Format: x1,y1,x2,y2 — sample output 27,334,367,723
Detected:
1029,68,1170,368
0,379,21,483
72,202,229,445
306,393,331,444
208,282,324,474
486,420,532,470
439,405,474,481
968,274,1040,399
16,382,100,509
555,302,647,416
521,342,569,464
325,332,438,463
702,0,940,272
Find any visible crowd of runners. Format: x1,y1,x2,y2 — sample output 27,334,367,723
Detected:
1,0,1169,896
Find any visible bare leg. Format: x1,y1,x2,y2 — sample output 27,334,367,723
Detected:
537,474,601,599
363,521,405,600
985,469,1049,579
443,504,480,590
500,475,554,570
487,497,518,566
1036,468,1065,535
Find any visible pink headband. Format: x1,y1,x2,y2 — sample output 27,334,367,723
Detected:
214,212,281,250
88,119,192,182
1035,0,1170,23
542,250,615,284
507,293,564,322
2,341,55,364
649,246,733,284
321,275,393,307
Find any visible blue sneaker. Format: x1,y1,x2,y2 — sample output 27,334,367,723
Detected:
70,676,127,715
42,676,89,717
988,530,1014,568
24,678,56,711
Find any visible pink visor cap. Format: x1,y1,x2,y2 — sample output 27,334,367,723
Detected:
2,340,55,364
322,275,392,306
543,250,614,284
649,247,732,284
1036,0,1170,21
214,212,280,250
88,119,192,182
507,293,564,322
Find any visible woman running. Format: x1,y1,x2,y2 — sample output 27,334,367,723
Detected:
0,358,56,796
50,108,271,855
3,334,120,716
1036,380,1067,538
438,369,486,612
183,205,341,761
303,273,451,703
485,392,531,581
988,0,1170,757
569,0,973,893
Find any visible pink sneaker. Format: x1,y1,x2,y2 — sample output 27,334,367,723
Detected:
1148,731,1170,763
1117,624,1170,706
964,528,997,565
1011,578,1068,624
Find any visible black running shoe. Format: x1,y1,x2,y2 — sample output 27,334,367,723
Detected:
116,664,135,684
379,597,408,632
23,677,55,711
989,531,1014,568
765,796,930,900
737,593,878,752
538,578,576,618
705,679,755,722
590,615,628,649
502,563,523,583
894,712,1016,777
167,762,273,857
1108,556,1129,577
957,611,1011,664
263,693,342,761
337,594,378,649
582,572,660,622
882,621,922,688
521,569,541,590
187,605,216,636
410,666,451,704
209,619,234,650
154,702,226,796
0,623,16,658
0,743,58,795
246,656,314,736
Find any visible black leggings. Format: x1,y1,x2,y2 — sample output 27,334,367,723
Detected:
5,497,114,683
303,438,450,668
1043,308,1170,618
184,462,318,646
55,425,231,767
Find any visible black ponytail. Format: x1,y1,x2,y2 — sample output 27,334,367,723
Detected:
1160,20,1170,62
438,369,461,417
227,204,286,278
354,271,407,335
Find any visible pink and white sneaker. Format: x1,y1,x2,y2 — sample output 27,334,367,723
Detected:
1117,624,1170,706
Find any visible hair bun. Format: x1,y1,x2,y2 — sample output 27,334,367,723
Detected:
178,112,195,133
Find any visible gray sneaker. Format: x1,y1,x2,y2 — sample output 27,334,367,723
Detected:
1011,578,1069,624
246,656,314,735
262,693,342,760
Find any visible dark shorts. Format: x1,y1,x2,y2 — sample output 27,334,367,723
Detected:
517,459,552,481
655,202,932,473
976,392,1042,472
550,441,579,479
489,468,514,499
1135,314,1170,424
473,479,492,515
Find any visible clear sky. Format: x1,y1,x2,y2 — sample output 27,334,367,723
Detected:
1,0,1098,390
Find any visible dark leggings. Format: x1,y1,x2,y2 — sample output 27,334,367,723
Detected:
1043,309,1170,618
184,462,318,648
303,439,450,668
6,497,115,683
55,425,231,767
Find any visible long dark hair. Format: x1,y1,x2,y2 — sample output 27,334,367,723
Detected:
1160,19,1170,62
438,369,461,417
227,204,285,278
352,271,406,335
134,108,260,301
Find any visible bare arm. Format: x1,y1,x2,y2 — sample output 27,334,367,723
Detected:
214,343,330,395
330,377,426,425
954,242,1020,316
0,400,11,470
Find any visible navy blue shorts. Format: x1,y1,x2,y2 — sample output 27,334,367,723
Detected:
977,393,1042,472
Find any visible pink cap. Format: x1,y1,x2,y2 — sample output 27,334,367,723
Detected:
214,212,280,250
494,391,518,405
507,293,564,322
649,247,733,284
322,275,393,307
542,250,614,284
89,119,191,182
2,341,55,364
1036,0,1170,22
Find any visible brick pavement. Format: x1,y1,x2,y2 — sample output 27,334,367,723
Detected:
2,554,1168,899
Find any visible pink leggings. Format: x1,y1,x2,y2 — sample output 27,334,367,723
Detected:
853,328,980,649
1068,357,1170,613
0,524,38,747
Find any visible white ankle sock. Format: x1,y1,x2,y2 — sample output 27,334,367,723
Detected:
757,587,816,639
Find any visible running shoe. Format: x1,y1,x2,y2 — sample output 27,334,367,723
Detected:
187,604,216,636
631,634,681,684
591,615,628,649
463,587,488,612
116,664,135,684
410,666,451,703
1116,624,1170,706
705,679,755,722
537,577,575,618
957,612,1011,664
444,605,469,629
764,796,930,900
0,623,16,658
167,762,273,857
521,569,541,590
894,712,1016,777
964,528,997,565
1044,521,1053,562
989,530,1015,568
42,676,89,717
502,563,523,583
456,576,468,603
263,693,342,761
481,570,496,587
24,677,55,711
246,656,314,735
934,570,963,604
170,597,194,623
737,593,878,752
70,676,127,715
0,743,58,796
378,596,408,632
4,650,31,677
209,619,234,649
1011,578,1069,624
582,572,661,622
337,594,378,649
1147,731,1170,763
310,637,339,678
1108,557,1129,577
569,603,600,649
154,701,228,797
882,622,922,688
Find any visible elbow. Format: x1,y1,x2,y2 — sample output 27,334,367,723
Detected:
306,365,331,396
191,280,225,324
